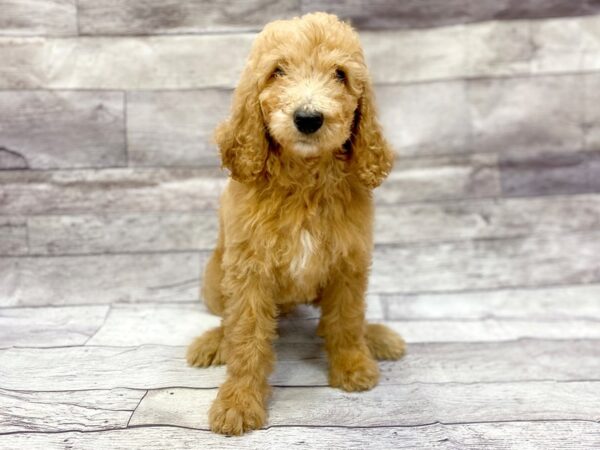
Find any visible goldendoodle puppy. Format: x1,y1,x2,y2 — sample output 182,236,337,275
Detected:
187,12,405,435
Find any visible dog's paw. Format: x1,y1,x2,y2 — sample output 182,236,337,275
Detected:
365,323,406,361
186,327,226,367
329,349,380,392
209,385,266,435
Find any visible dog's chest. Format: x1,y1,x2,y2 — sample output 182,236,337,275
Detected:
288,228,316,281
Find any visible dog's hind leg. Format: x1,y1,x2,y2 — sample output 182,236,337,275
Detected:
365,323,406,360
202,248,226,316
187,326,227,367
188,248,228,367
188,218,228,367
201,216,226,316
317,320,406,361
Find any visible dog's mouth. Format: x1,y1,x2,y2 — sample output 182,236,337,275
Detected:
293,139,320,156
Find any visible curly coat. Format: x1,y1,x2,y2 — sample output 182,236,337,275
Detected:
187,12,405,435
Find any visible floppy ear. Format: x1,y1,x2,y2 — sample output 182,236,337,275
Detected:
215,64,269,183
349,83,394,189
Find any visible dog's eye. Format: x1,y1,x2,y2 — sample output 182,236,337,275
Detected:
335,68,346,82
272,66,285,78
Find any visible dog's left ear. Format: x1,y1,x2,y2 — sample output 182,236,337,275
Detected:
348,82,394,189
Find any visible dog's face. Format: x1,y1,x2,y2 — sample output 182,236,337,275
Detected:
217,13,393,188
254,17,369,158
258,46,361,157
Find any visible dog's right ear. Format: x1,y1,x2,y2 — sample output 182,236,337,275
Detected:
215,62,269,184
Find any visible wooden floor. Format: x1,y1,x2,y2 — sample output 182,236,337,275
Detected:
1,168,600,448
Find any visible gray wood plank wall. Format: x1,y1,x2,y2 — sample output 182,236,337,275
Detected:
1,1,600,320
3,0,599,35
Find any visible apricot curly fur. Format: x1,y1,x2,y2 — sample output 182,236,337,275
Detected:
187,12,404,435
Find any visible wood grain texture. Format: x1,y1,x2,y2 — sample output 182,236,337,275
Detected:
376,80,471,157
0,218,27,255
17,193,600,256
2,421,599,450
78,0,300,35
371,230,600,294
85,300,382,347
0,0,76,36
367,15,600,85
0,252,206,307
499,150,600,196
1,16,599,89
116,73,594,165
0,91,126,170
86,304,600,346
126,90,230,167
0,168,227,216
0,34,253,90
383,319,600,343
85,303,221,347
26,212,219,255
530,15,600,74
76,0,600,35
4,284,600,347
0,388,143,433
3,339,598,390
383,284,600,320
359,25,467,86
0,154,497,217
301,0,597,30
304,0,474,30
468,15,600,78
0,305,109,347
0,75,588,174
5,229,600,306
374,194,600,245
130,381,600,429
0,147,28,169
464,19,533,78
467,75,585,155
375,153,500,205
584,73,600,151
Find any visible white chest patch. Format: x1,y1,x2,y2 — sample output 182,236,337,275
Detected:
289,229,315,280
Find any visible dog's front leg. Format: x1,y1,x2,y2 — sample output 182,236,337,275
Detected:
320,265,380,392
208,276,277,435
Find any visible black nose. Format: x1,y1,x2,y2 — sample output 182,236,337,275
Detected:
293,110,324,134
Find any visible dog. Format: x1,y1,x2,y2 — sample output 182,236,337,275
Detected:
187,12,405,435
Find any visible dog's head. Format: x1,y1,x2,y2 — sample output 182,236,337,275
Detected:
216,12,393,188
